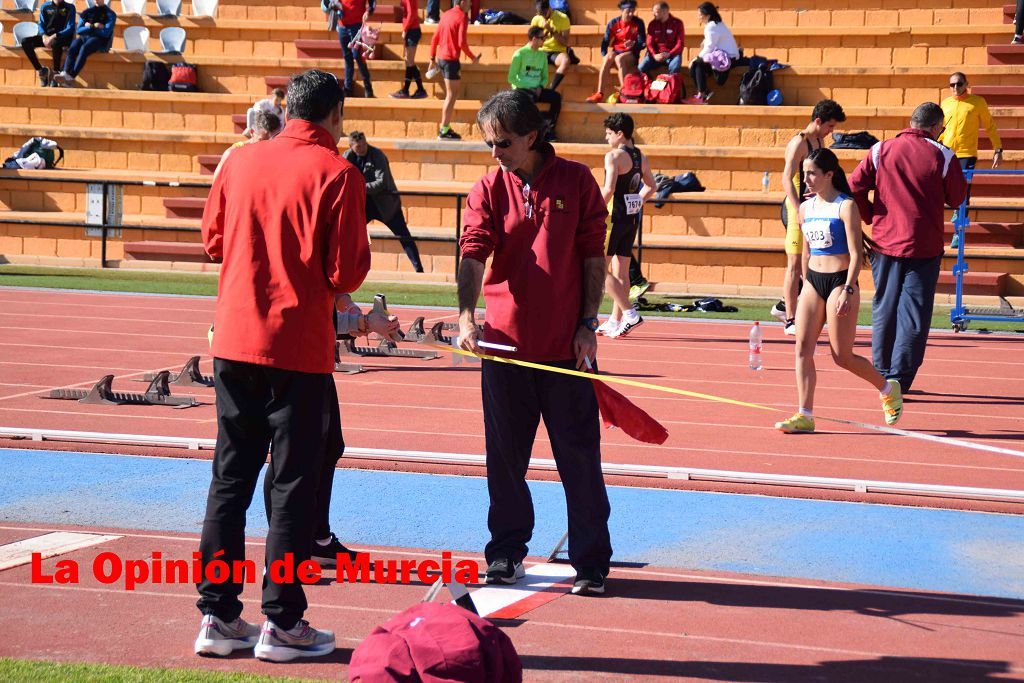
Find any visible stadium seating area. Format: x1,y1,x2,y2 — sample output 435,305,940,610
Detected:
0,0,1022,299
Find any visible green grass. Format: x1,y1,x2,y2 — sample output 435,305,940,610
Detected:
0,658,323,682
1,264,1020,332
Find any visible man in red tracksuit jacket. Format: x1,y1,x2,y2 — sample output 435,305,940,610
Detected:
457,90,612,596
195,70,369,662
849,102,967,394
639,1,684,78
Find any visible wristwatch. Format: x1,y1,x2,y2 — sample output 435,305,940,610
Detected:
579,317,600,332
842,285,856,295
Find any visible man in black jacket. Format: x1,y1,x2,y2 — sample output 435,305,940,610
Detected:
343,131,424,272
21,0,76,87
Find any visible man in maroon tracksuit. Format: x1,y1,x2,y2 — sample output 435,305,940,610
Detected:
849,102,967,393
457,90,612,596
639,1,684,78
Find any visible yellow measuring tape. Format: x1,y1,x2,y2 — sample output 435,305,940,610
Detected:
429,343,779,413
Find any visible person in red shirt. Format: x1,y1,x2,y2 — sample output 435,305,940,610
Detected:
390,0,427,98
457,90,612,596
428,0,480,140
587,0,646,103
639,1,683,77
849,102,967,393
195,70,370,662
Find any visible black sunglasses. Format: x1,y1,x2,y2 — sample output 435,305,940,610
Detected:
949,81,965,87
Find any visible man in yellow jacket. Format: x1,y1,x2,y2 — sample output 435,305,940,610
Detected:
940,72,1003,247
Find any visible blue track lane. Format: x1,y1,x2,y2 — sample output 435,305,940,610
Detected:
2,448,1023,599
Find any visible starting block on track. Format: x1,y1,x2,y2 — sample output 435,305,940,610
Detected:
403,317,457,343
335,294,439,360
141,356,214,387
335,361,365,374
423,578,479,615
425,322,480,366
46,372,200,408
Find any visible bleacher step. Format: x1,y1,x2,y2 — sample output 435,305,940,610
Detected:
936,271,1007,296
987,45,1024,65
971,85,1024,107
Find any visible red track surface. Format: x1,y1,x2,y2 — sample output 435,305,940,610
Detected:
3,521,1023,682
1,288,1024,511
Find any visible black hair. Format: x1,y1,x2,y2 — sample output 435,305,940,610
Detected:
654,1,670,10
535,0,549,11
604,112,635,140
950,71,967,85
528,26,545,40
286,69,343,123
910,102,944,129
477,90,548,145
271,87,286,100
805,148,878,255
811,99,846,124
697,2,722,23
252,110,281,135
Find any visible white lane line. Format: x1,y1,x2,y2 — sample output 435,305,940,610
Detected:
466,563,576,618
0,531,122,571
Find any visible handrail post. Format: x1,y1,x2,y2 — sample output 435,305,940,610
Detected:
100,182,108,268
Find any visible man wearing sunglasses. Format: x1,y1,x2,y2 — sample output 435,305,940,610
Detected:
939,72,1003,247
457,90,612,596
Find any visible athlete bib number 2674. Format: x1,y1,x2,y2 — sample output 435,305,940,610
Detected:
624,193,642,216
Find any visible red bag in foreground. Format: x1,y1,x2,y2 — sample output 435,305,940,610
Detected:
592,379,669,445
349,601,522,683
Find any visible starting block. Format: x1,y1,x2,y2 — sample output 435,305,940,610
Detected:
335,361,365,374
426,322,480,367
141,356,214,388
46,372,200,408
422,577,479,615
338,294,439,360
403,317,458,343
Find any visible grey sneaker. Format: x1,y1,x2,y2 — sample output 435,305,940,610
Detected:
254,619,335,662
194,614,260,656
485,557,526,585
571,568,606,596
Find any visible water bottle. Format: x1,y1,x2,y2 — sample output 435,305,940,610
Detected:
748,321,763,371
761,171,770,193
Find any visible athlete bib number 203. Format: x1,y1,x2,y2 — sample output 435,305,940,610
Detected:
803,225,833,251
624,193,642,216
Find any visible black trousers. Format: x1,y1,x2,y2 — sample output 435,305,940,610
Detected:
197,359,332,630
367,202,423,272
21,33,72,72
263,378,343,541
518,87,562,133
689,58,730,94
482,359,612,574
870,252,942,393
1016,0,1023,35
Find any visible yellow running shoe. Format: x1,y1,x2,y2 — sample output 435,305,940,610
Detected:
881,379,903,425
774,413,815,434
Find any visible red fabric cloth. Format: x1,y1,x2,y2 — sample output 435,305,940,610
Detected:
400,0,419,31
848,128,968,259
202,119,370,374
646,15,684,57
430,5,473,61
348,602,522,683
592,380,669,445
341,0,368,26
459,145,608,362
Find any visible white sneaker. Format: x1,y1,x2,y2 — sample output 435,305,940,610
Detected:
254,619,335,662
611,312,643,338
784,319,796,336
194,614,260,657
596,318,619,336
770,301,787,322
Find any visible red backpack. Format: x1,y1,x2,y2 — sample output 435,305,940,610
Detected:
349,602,522,682
645,73,685,104
168,62,198,92
618,72,648,104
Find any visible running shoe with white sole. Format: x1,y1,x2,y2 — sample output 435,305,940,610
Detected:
609,314,643,338
485,558,526,584
881,379,903,425
194,614,260,657
596,318,619,336
770,300,787,322
774,413,815,434
254,619,335,662
571,568,606,595
783,319,796,336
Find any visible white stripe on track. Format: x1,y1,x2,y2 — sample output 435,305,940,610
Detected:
0,531,122,570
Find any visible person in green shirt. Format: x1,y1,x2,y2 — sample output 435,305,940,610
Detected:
530,0,579,91
508,27,562,141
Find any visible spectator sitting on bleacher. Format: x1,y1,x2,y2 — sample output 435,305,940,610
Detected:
586,0,645,104
508,27,561,141
639,2,683,78
323,0,375,97
53,0,115,87
689,1,738,103
530,0,578,92
21,0,76,88
215,110,281,178
244,88,286,138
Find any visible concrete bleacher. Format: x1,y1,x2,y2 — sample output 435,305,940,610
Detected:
1,0,1022,299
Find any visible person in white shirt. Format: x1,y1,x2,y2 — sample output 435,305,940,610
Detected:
688,2,738,103
244,88,286,138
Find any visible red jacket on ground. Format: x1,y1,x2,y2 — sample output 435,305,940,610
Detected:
646,15,684,57
202,119,370,374
460,144,607,362
430,5,474,61
849,128,968,259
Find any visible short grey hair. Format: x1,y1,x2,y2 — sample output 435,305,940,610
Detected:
477,90,547,143
910,102,943,129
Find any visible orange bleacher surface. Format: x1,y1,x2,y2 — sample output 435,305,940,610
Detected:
0,0,1022,299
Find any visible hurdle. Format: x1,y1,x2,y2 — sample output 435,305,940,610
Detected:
45,372,200,408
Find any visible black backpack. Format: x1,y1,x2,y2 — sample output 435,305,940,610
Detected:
738,63,773,105
140,61,171,91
